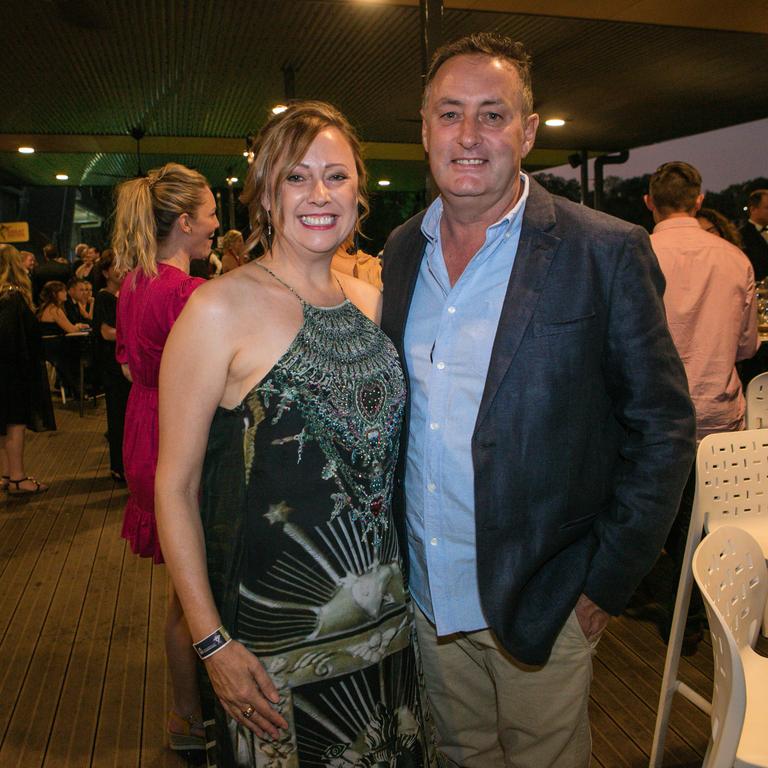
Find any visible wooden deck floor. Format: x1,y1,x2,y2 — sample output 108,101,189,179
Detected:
0,401,721,767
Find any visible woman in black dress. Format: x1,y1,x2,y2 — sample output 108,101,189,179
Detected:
0,244,54,495
93,249,130,481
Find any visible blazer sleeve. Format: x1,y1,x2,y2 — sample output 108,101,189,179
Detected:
583,225,696,615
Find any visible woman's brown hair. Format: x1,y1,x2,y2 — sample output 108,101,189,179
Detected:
240,101,368,256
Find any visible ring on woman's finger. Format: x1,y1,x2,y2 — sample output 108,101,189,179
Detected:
242,704,255,719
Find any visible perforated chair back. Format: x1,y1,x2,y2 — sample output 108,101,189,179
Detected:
746,372,768,429
693,526,768,768
695,430,768,551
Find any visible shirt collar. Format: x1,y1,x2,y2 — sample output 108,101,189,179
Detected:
749,219,768,232
421,173,530,243
652,216,702,233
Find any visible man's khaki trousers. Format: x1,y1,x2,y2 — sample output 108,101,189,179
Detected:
415,605,598,768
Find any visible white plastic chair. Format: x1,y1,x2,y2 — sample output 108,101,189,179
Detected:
746,372,768,430
692,526,768,768
650,429,768,767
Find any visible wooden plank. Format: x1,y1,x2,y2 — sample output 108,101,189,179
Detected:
91,545,153,767
1,474,115,766
140,567,180,767
589,698,648,768
42,484,126,767
593,637,708,763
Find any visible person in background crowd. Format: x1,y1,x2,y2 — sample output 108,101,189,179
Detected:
64,277,92,325
76,244,102,289
71,243,89,272
37,280,89,335
33,243,71,304
113,161,217,754
331,235,383,289
92,249,129,482
37,279,89,395
0,244,54,496
695,207,743,249
219,229,246,273
381,32,695,768
20,250,37,276
156,101,437,767
645,161,759,653
740,189,768,281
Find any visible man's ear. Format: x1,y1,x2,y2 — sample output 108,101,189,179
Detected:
693,193,704,213
521,113,539,159
421,109,429,154
643,194,655,212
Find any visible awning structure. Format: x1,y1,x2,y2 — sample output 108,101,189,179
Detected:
1,0,766,189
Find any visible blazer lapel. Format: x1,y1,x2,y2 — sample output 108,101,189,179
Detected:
476,180,561,429
387,212,427,351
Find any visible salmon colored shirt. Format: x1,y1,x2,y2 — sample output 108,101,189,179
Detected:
651,217,759,440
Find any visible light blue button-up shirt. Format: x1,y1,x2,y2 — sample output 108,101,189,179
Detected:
403,174,530,635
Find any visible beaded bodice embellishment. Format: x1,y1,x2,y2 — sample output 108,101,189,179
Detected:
251,264,405,545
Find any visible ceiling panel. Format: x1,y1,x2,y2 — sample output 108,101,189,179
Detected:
0,0,766,187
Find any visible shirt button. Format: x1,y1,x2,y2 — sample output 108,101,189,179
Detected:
427,482,436,493
505,232,511,239
447,306,456,314
430,537,438,546
436,361,445,370
430,422,439,430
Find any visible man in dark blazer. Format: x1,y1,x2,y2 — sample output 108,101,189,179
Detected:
381,32,695,768
740,189,768,281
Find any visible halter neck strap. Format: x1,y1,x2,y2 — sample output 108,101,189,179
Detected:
252,261,346,307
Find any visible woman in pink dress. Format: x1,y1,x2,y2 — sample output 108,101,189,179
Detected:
113,162,219,752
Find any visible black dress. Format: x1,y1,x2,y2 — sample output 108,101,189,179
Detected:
198,266,438,767
93,289,130,475
0,287,55,434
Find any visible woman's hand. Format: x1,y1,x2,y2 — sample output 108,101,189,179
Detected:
76,323,90,331
203,641,288,738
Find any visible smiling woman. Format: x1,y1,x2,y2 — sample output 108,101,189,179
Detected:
155,102,439,767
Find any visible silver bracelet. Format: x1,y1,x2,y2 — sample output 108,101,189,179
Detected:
193,626,232,660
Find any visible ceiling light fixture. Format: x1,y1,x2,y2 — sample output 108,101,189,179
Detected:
272,104,288,115
55,173,69,181
18,146,35,154
544,118,566,127
377,179,391,187
226,176,239,184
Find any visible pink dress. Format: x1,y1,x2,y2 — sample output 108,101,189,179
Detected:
116,263,204,563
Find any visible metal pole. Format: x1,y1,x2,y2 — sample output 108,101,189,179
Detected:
420,0,443,202
579,149,589,207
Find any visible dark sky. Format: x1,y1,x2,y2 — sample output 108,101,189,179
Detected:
548,117,768,192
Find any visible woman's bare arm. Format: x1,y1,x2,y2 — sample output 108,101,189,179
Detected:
156,285,287,739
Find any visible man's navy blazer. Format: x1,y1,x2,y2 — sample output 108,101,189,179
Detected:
381,178,696,666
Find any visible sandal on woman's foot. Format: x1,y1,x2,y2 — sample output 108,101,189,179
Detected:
7,477,49,496
167,710,205,751
0,476,9,492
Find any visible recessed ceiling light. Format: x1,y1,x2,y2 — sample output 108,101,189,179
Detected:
55,173,69,181
377,179,391,187
272,104,288,115
18,146,35,154
544,118,566,127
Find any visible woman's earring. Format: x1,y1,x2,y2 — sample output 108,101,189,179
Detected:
266,211,273,249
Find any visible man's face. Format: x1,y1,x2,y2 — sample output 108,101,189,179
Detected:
750,194,768,227
69,282,87,303
422,54,539,213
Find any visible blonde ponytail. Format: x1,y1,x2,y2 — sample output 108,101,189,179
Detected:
111,162,209,279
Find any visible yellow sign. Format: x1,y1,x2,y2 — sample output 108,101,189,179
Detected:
0,221,30,243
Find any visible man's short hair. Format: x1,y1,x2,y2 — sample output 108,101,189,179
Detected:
423,32,533,116
748,189,768,210
67,276,87,290
648,161,702,214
